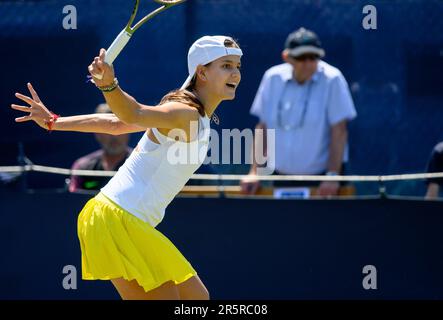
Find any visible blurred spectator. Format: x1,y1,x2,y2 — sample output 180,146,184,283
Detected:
68,103,132,192
241,27,357,196
425,141,443,199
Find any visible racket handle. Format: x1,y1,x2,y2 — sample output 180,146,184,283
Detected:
94,29,132,80
105,29,132,64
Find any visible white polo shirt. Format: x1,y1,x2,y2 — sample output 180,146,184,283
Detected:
250,61,357,174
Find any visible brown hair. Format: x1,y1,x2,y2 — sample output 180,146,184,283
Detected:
159,37,240,117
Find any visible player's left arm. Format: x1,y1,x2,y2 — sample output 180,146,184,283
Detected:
12,83,145,135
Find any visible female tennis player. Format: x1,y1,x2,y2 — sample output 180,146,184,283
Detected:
11,35,242,300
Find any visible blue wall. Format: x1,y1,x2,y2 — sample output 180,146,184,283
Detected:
1,0,443,188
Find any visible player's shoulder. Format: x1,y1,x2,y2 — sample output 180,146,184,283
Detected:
318,60,344,80
160,101,202,123
263,63,292,79
259,63,292,86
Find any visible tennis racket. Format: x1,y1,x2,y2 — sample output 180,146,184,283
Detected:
95,0,186,79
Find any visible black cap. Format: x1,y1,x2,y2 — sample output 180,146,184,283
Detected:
285,27,325,58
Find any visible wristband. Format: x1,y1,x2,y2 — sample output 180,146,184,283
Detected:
44,112,60,133
97,78,119,92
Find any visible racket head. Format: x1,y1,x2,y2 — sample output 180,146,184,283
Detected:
126,0,141,30
131,0,186,32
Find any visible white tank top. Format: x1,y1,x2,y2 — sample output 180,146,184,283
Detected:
101,114,211,227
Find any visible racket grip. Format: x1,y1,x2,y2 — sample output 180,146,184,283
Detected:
94,29,132,80
105,29,132,64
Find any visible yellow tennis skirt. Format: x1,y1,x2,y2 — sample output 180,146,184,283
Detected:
77,192,197,292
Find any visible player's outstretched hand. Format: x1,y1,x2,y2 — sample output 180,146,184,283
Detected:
11,83,54,130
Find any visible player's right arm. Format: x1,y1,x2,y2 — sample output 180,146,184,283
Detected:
88,49,200,132
11,82,145,135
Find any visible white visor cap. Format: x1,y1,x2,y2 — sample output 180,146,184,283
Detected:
180,35,243,90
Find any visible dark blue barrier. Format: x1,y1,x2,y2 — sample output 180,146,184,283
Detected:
1,190,442,299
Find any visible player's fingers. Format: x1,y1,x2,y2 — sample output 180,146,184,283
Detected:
27,83,41,103
88,65,96,76
97,59,104,68
95,65,104,75
15,116,33,122
11,104,31,113
92,60,104,72
15,92,34,105
88,65,103,80
99,48,106,61
89,64,100,74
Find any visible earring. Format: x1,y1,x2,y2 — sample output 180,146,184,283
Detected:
211,113,220,125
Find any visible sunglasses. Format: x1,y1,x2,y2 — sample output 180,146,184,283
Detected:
292,54,320,61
